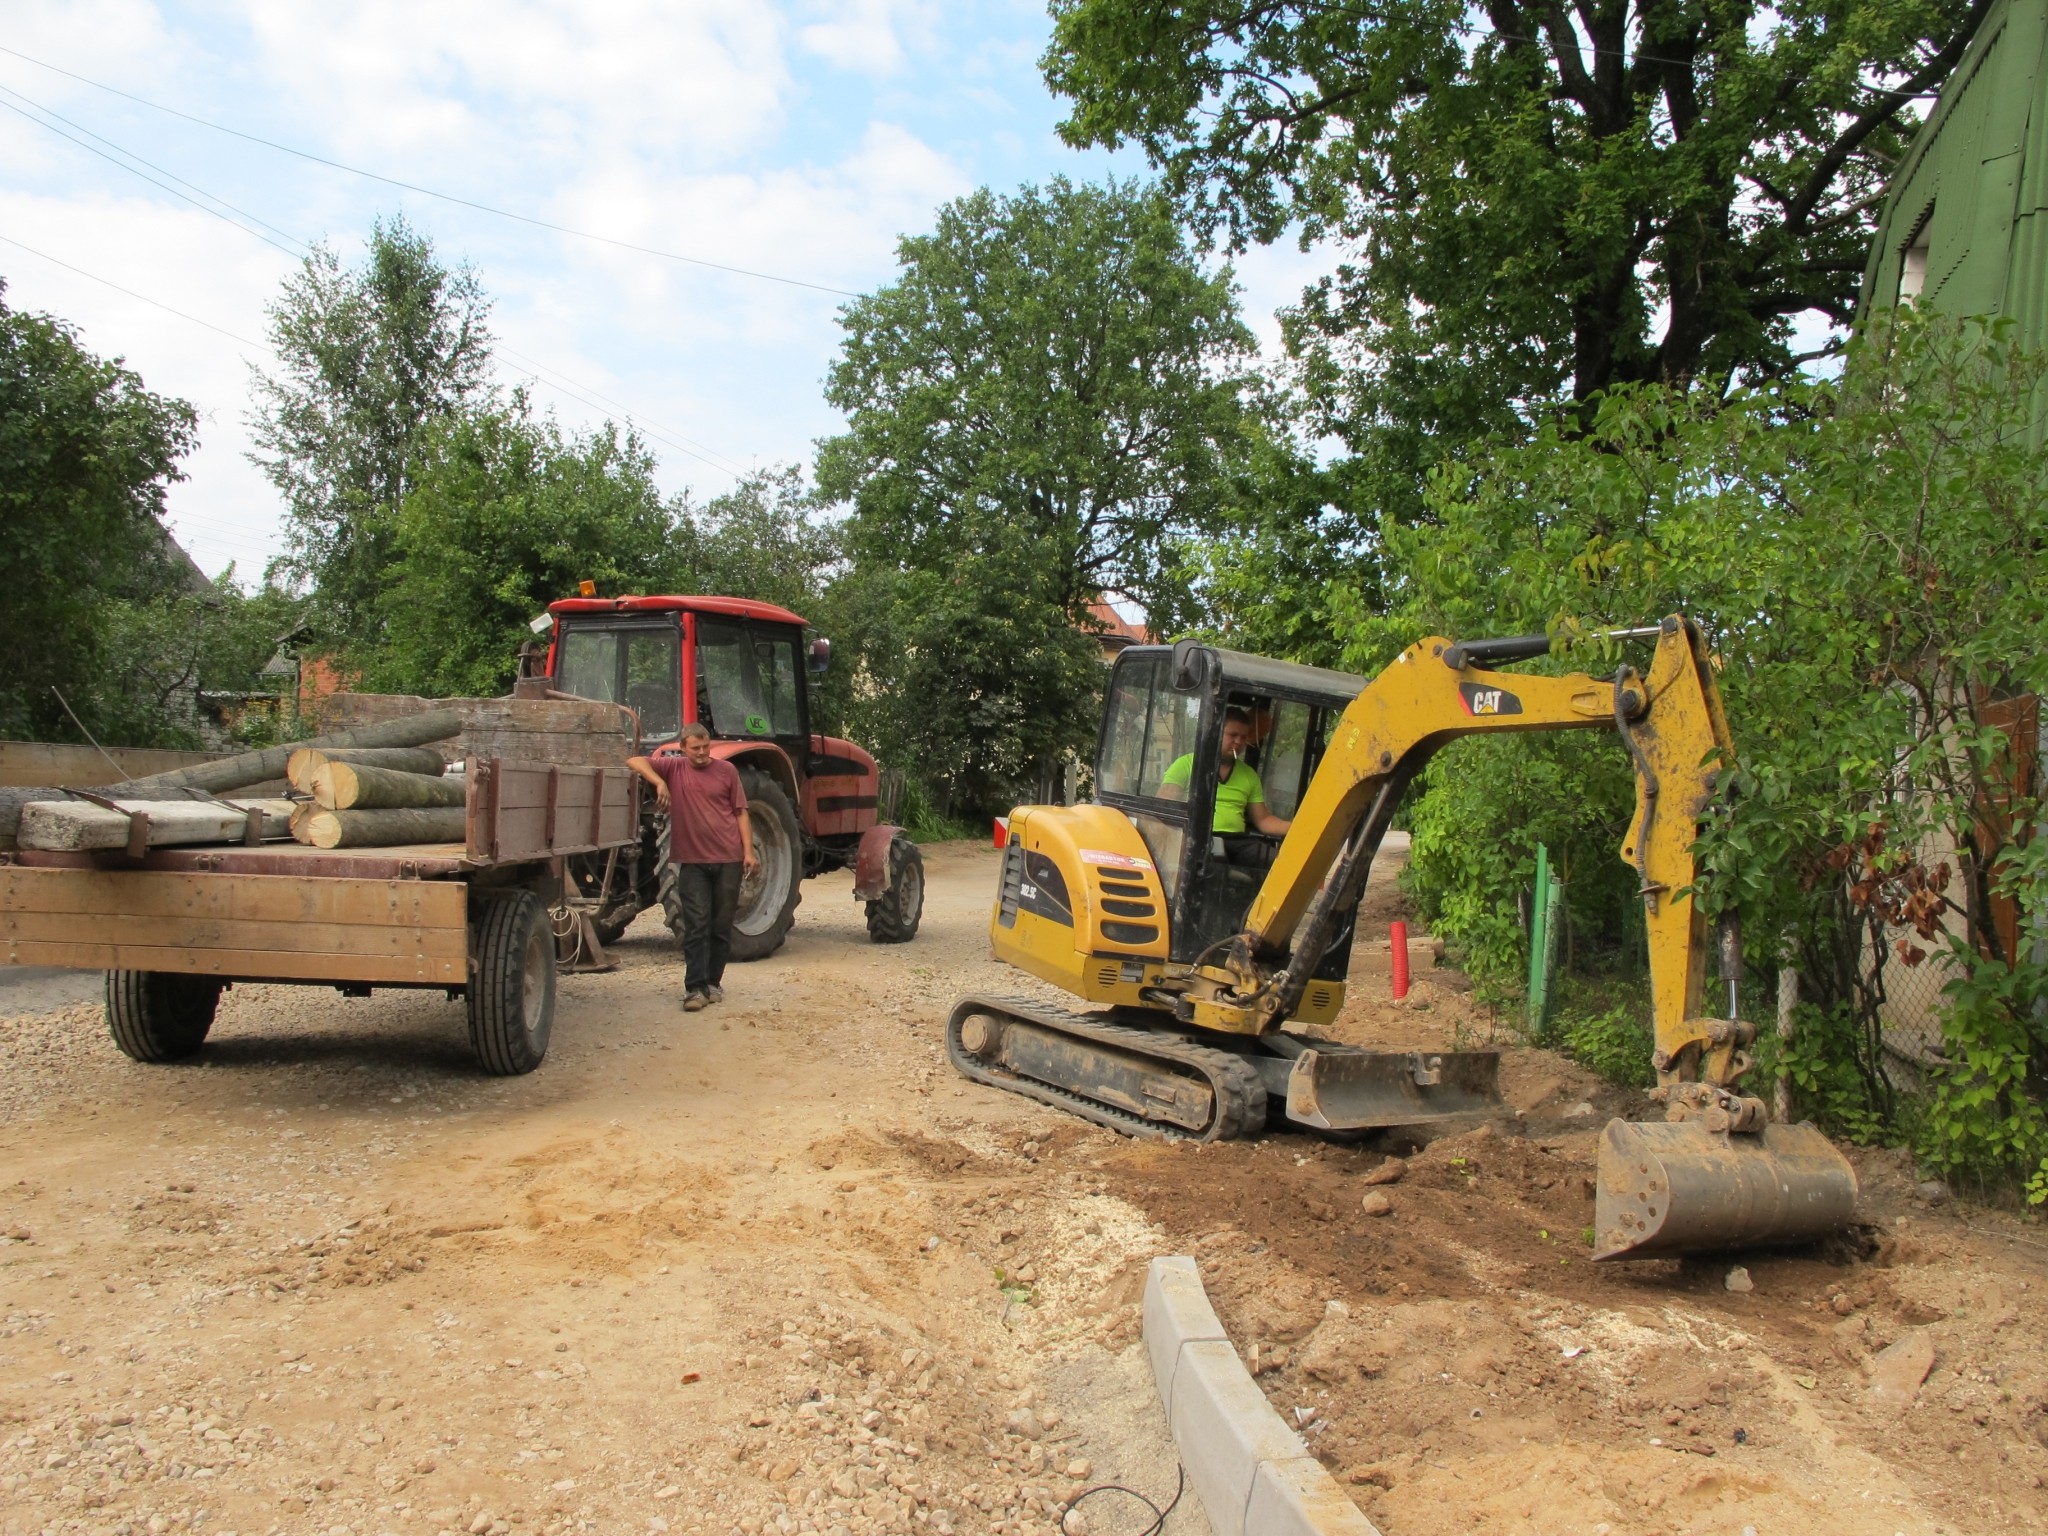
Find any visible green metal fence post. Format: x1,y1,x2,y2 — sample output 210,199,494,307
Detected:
1540,872,1566,1042
1527,844,1551,1038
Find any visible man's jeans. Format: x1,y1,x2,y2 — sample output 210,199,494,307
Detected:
672,861,742,995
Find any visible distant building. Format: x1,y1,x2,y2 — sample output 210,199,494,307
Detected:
1856,0,2047,1069
1084,598,1152,659
1861,0,2048,341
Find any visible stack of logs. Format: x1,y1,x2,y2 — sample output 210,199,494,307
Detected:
2,710,463,854
286,747,464,848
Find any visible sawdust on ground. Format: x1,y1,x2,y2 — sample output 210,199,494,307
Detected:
0,837,2042,1536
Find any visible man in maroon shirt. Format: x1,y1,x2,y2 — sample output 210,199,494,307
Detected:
628,724,757,1011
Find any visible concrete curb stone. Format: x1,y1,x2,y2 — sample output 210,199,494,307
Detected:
1143,1256,1382,1536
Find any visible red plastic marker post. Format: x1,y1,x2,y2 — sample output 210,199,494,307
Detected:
1390,920,1411,999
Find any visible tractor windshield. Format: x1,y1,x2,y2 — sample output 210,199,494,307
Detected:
553,619,682,742
696,617,803,739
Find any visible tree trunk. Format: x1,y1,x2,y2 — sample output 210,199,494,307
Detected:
291,806,469,849
310,762,465,810
115,709,463,796
287,746,447,792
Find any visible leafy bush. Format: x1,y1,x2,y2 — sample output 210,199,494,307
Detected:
1368,309,2048,1197
1556,1005,1656,1090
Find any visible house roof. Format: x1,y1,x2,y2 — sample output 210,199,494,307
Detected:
1086,598,1152,649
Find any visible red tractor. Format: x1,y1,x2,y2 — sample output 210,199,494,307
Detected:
529,594,923,957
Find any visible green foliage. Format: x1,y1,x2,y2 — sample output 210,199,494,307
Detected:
1044,1,1980,472
1556,1004,1656,1091
250,216,494,648
0,279,199,743
364,396,680,698
1378,308,2048,1190
818,177,1257,632
825,545,1104,821
1755,1001,1900,1146
1401,734,1640,997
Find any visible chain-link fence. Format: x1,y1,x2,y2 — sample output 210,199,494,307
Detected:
1870,931,1956,1089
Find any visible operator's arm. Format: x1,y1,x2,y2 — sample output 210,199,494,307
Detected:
1248,799,1290,836
737,807,757,873
1157,752,1193,802
626,755,671,811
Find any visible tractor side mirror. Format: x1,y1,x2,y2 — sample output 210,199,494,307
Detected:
808,637,832,677
1171,639,1214,692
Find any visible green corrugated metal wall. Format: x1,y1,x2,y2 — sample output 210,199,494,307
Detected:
1862,0,2048,345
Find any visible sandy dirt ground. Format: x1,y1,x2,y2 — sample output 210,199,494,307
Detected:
2,838,2045,1536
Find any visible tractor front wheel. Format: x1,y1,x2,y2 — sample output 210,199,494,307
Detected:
865,835,924,943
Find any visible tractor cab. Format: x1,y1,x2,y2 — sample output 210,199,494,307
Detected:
1095,644,1364,970
542,596,819,758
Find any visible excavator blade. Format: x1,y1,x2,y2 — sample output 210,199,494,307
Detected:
1593,1118,1858,1261
1283,1045,1502,1131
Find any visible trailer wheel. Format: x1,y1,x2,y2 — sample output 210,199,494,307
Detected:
105,971,222,1063
468,890,556,1075
865,835,924,944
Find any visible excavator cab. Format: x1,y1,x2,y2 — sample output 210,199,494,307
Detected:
1099,645,1359,980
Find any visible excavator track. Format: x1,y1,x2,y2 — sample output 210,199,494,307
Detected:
946,994,1266,1142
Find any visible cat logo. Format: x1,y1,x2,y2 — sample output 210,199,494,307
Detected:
1458,681,1523,716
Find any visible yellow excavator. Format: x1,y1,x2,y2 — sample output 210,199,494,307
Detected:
948,616,1858,1260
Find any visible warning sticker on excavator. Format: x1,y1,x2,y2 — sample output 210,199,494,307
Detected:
1078,849,1153,871
1459,682,1524,716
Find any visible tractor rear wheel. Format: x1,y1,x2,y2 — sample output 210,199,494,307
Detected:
106,971,221,1063
660,767,803,961
865,834,924,943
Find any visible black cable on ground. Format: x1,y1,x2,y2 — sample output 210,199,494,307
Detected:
1060,1464,1185,1536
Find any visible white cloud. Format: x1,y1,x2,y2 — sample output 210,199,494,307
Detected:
796,0,935,77
234,1,793,171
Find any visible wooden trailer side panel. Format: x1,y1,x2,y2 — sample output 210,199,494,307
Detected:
0,866,467,984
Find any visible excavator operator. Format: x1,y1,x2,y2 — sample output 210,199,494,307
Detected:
1159,706,1292,865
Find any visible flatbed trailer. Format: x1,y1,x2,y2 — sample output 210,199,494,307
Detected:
0,758,637,1075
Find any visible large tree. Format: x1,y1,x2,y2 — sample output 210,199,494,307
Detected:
249,215,494,646
0,279,199,742
1045,0,1988,479
817,176,1261,636
366,396,680,699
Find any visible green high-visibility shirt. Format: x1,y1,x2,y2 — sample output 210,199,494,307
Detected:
1160,753,1265,834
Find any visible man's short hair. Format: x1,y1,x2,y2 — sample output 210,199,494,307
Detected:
1223,707,1253,727
678,722,712,742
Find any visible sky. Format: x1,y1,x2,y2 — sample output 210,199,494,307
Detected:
0,0,1332,584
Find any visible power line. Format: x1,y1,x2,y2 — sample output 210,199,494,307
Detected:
0,95,758,479
0,42,866,297
0,231,270,347
497,344,752,478
0,80,308,249
0,91,302,259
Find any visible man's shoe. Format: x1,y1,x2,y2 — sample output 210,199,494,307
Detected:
706,985,724,1004
682,992,709,1012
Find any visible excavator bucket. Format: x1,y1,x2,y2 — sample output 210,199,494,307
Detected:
1593,1118,1859,1261
1283,1045,1502,1131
